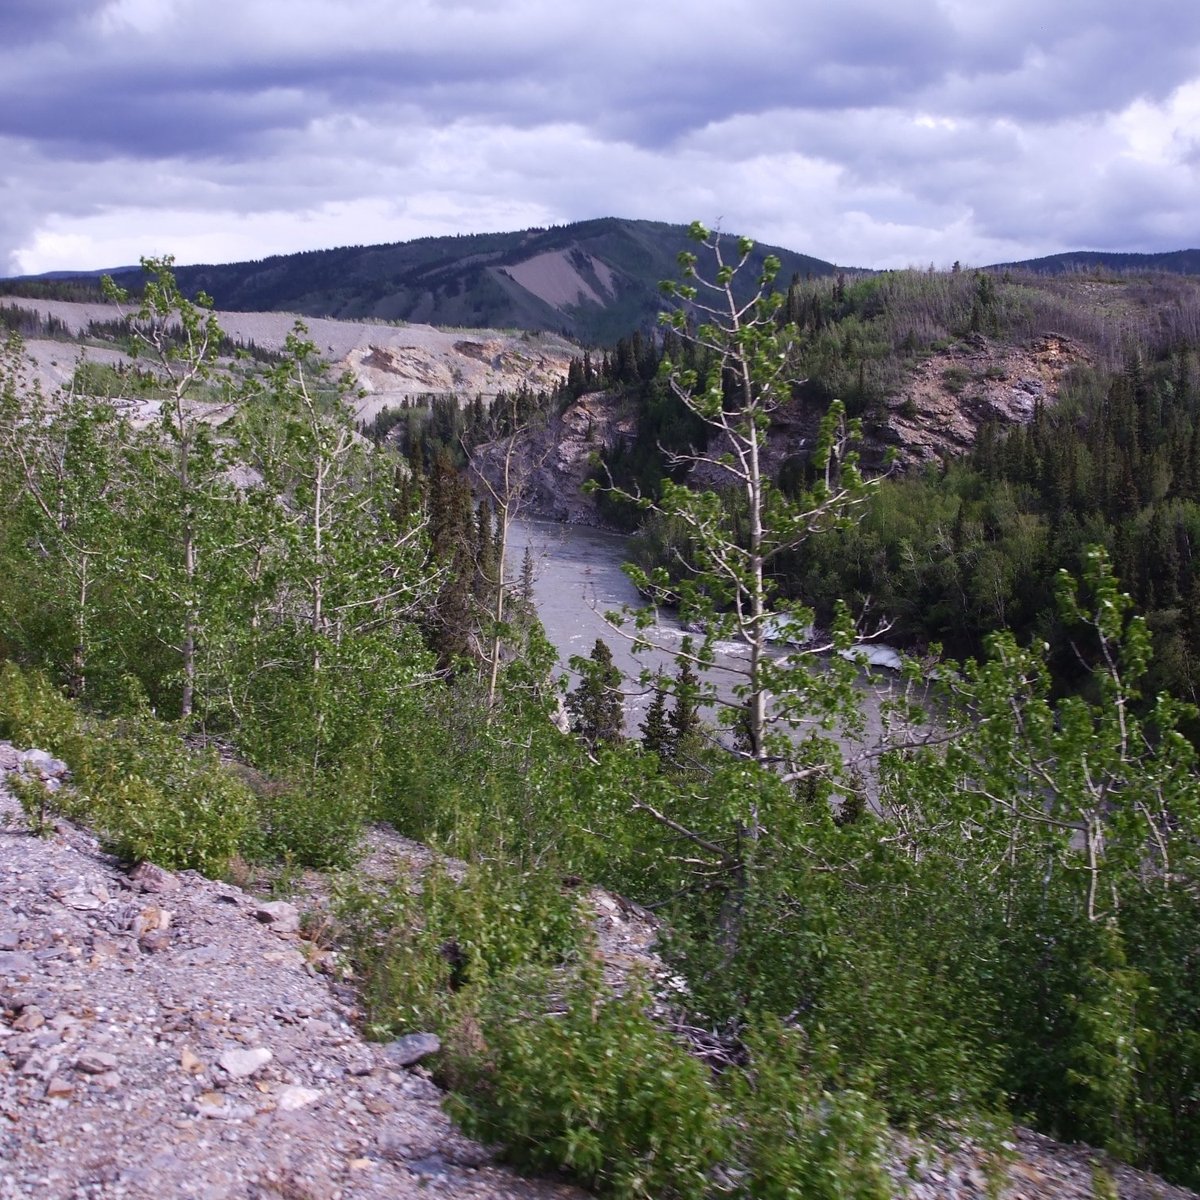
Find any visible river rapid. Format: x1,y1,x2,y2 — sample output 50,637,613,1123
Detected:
508,517,917,763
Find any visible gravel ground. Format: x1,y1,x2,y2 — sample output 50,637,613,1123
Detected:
0,745,587,1200
5,298,576,424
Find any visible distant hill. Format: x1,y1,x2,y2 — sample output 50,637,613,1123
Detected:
991,249,1200,276
3,219,838,345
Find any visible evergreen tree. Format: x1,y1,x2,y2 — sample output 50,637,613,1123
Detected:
566,638,624,748
640,675,671,757
668,644,703,764
518,546,536,605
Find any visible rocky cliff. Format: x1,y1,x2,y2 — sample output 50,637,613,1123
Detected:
470,332,1090,526
470,390,638,525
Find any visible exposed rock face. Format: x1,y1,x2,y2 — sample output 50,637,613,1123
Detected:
880,333,1085,468
7,297,577,428
473,333,1089,524
470,390,638,526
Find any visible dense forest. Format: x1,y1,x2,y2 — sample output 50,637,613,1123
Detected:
581,264,1200,716
1,251,1200,1197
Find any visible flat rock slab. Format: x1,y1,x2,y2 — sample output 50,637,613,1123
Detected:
218,1046,273,1078
382,1033,441,1067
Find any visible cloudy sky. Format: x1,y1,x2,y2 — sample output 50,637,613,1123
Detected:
2,0,1198,277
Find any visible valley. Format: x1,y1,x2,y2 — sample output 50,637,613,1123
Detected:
3,235,1200,1198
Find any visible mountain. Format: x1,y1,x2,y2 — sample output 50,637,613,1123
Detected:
2,218,837,346
991,248,1200,275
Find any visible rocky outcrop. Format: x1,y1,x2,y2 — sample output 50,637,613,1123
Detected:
470,390,638,526
880,332,1085,468
471,333,1090,524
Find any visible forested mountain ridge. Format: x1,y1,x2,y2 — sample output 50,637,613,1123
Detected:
996,248,1200,276
0,218,837,345
480,260,1200,509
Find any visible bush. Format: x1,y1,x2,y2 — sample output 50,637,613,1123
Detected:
444,969,728,1200
252,766,368,870
337,861,588,1038
0,661,89,762
0,661,254,875
732,1019,892,1200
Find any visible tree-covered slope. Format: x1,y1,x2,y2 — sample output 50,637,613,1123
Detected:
4,218,837,344
993,248,1200,275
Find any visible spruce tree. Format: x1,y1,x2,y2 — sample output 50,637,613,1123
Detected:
640,676,671,757
566,638,624,748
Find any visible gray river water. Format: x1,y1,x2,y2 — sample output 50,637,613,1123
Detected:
508,517,913,757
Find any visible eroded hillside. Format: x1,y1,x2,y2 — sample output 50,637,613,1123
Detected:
4,298,575,425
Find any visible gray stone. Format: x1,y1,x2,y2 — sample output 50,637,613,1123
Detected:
75,1051,120,1074
276,1085,321,1111
18,749,69,778
253,901,300,934
0,951,36,977
381,1032,440,1067
218,1046,272,1078
128,861,180,894
408,1156,450,1179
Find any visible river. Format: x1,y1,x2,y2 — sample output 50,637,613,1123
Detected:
508,516,916,762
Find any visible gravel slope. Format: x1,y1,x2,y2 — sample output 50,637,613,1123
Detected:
6,298,576,424
3,742,1198,1200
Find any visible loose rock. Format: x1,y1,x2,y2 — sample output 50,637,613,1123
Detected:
381,1033,441,1068
254,900,301,934
218,1047,273,1079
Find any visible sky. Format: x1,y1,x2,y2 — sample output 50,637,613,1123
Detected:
1,0,1199,277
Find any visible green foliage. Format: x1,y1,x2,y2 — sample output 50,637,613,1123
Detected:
337,862,588,1038
0,662,253,873
250,767,368,870
0,660,88,753
444,969,727,1200
733,1020,892,1200
788,342,1200,707
10,254,1200,1192
7,770,56,836
567,638,625,747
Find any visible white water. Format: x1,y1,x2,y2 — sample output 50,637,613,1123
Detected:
508,517,920,762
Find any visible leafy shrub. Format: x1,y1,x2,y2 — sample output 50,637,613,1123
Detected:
252,766,367,870
0,661,89,762
444,969,728,1200
338,861,588,1037
6,770,57,836
732,1019,892,1200
0,661,253,874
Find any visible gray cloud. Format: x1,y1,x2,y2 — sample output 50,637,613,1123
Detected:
1,0,1198,276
